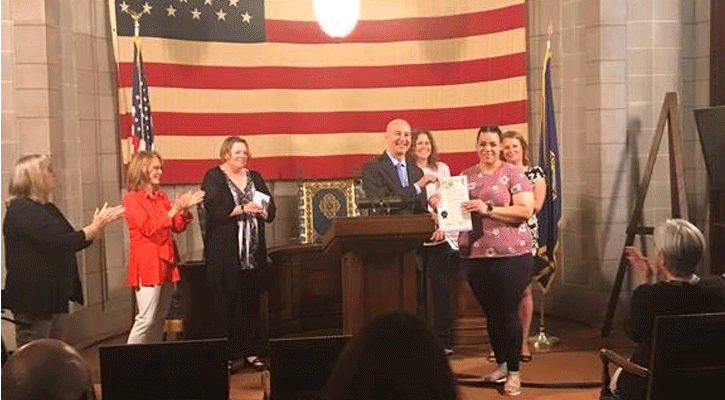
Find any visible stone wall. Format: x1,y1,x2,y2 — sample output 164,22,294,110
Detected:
525,0,711,325
2,0,131,348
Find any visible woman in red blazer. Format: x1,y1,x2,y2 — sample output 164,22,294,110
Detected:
123,151,204,344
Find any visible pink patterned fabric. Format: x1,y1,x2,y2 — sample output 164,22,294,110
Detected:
458,162,533,258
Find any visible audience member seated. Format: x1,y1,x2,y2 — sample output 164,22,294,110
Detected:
1,338,96,400
321,311,458,400
612,219,725,400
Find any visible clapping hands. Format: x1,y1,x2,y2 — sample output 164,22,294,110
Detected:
83,202,125,240
624,246,656,283
173,190,205,211
243,202,268,219
93,202,125,228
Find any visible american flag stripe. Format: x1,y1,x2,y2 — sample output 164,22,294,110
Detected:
120,124,528,159
117,53,526,90
267,0,523,21
265,5,524,43
117,77,526,114
112,0,527,183
118,102,528,138
113,29,525,68
144,151,502,183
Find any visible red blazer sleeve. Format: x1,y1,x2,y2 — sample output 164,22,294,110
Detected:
171,209,193,233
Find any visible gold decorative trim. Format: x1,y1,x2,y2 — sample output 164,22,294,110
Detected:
298,180,357,244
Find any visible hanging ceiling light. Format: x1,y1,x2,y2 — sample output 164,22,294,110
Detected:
313,0,361,38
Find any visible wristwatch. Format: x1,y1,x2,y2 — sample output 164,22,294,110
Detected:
486,202,494,213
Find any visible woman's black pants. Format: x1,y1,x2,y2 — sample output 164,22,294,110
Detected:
416,242,454,349
463,254,532,371
213,268,266,359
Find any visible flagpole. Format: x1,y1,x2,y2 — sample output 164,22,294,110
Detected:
530,21,561,353
127,9,147,151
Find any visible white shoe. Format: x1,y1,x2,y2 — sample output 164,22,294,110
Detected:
504,373,521,396
482,370,507,384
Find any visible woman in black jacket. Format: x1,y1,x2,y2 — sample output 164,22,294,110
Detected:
201,137,275,370
3,154,124,347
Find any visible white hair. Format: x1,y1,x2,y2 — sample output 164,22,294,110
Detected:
653,219,706,276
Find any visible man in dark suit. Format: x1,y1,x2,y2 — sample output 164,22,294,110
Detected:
362,119,436,214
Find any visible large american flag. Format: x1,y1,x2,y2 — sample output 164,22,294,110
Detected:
110,0,527,184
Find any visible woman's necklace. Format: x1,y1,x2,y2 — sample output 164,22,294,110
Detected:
223,165,247,188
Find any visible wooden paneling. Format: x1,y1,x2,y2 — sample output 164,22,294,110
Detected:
178,261,217,340
267,244,488,344
267,244,342,337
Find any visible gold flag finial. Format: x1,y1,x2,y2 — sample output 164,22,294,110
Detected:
547,21,553,51
122,2,151,39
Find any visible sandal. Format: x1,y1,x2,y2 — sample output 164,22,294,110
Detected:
482,369,507,384
504,373,521,396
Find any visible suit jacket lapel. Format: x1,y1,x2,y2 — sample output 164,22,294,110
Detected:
379,152,403,190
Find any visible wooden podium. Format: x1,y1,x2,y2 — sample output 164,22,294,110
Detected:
322,214,435,335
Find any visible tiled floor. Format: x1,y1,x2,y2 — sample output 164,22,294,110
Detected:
81,315,634,399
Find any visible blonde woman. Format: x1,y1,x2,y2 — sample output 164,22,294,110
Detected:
499,130,547,363
124,151,204,344
3,154,124,347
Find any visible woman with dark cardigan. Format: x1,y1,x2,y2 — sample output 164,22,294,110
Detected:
3,154,124,347
201,136,276,370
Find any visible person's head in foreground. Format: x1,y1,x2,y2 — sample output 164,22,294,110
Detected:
322,311,458,400
2,339,96,400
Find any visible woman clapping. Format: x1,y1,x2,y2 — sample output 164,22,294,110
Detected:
3,154,124,347
124,151,204,344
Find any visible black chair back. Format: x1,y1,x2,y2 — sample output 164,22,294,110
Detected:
99,338,229,400
269,334,351,400
648,312,725,400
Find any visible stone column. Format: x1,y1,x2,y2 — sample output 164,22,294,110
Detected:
2,0,132,348
526,0,711,325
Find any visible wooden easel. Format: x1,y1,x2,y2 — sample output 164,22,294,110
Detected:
601,92,689,337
